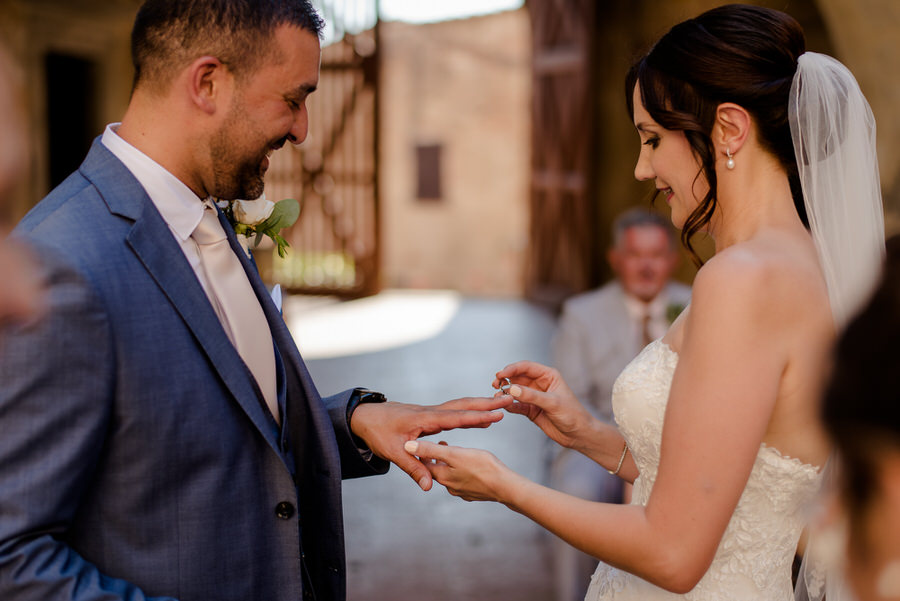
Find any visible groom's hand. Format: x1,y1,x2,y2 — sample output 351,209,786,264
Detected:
350,396,512,491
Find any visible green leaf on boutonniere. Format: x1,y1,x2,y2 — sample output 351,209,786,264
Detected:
255,198,300,258
220,197,301,258
259,198,300,233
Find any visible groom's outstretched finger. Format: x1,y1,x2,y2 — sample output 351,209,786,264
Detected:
438,395,513,413
416,407,506,436
393,447,435,491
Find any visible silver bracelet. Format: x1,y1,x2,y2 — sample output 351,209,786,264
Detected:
607,442,628,475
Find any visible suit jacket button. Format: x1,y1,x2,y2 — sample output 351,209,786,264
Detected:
275,501,295,519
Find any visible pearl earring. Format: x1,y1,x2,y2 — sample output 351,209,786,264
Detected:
725,148,735,170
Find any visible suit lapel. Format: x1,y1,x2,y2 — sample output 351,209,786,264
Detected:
222,218,343,476
80,140,283,454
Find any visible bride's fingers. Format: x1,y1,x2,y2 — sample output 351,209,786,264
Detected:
504,383,559,413
493,360,556,385
404,439,458,467
425,460,455,488
505,400,536,416
435,440,449,466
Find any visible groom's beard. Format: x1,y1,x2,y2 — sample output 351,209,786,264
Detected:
208,99,272,201
211,147,267,201
209,133,268,201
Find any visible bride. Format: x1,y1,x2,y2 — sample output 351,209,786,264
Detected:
404,5,884,600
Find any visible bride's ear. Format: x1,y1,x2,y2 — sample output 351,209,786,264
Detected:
713,103,751,155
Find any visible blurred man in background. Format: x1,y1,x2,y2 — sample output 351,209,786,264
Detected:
549,208,691,601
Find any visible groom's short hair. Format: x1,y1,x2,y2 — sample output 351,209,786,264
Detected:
131,0,324,93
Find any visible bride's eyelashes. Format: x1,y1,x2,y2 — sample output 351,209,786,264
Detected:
643,137,660,149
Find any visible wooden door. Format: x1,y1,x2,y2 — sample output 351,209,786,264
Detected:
526,0,599,308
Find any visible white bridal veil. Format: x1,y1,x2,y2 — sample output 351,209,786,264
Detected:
790,52,886,601
789,51,885,329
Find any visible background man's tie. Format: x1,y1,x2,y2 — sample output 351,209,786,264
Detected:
192,201,279,424
641,311,653,348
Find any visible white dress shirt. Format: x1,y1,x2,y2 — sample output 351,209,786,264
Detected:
101,124,279,420
622,291,670,345
101,123,216,302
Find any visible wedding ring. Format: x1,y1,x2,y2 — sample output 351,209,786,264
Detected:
500,377,512,394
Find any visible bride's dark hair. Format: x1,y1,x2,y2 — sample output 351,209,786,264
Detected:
626,4,808,265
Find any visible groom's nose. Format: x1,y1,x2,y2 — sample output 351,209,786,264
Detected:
286,105,309,146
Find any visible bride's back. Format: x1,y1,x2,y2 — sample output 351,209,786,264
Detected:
685,225,834,470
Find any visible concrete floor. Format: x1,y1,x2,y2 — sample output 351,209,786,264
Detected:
285,291,558,601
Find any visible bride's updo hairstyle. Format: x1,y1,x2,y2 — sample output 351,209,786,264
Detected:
626,4,808,264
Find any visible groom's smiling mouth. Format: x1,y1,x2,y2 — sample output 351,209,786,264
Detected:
261,139,288,173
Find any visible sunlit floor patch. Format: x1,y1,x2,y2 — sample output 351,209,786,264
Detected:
284,289,462,359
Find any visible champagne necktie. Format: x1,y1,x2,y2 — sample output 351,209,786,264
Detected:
192,201,279,424
641,311,653,348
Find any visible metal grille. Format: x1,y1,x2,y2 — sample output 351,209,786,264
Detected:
264,0,380,297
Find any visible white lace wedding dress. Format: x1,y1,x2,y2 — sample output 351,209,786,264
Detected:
585,339,823,601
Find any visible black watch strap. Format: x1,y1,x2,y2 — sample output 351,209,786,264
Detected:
346,388,387,425
346,388,387,450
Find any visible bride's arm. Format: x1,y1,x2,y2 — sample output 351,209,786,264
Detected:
409,255,789,593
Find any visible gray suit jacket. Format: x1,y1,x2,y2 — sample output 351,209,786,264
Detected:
0,139,387,601
552,281,691,423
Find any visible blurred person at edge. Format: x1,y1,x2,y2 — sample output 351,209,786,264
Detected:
550,208,690,601
0,45,42,331
823,235,900,601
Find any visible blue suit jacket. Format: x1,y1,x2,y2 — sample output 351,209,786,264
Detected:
0,140,388,601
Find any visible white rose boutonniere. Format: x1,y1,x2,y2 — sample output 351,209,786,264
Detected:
234,196,275,225
218,193,301,258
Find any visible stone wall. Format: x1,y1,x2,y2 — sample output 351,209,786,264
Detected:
378,10,531,296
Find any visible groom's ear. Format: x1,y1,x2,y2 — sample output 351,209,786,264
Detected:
186,56,229,116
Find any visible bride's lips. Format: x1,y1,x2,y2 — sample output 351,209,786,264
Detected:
658,187,673,204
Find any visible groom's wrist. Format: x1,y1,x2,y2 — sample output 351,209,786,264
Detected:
346,388,386,447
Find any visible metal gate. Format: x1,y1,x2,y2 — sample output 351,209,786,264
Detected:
264,0,380,297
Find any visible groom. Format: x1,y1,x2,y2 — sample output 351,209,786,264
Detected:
0,2,507,600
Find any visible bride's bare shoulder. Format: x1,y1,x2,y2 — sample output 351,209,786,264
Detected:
692,234,828,324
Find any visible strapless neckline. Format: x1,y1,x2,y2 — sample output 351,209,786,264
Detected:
645,338,821,474
586,337,824,601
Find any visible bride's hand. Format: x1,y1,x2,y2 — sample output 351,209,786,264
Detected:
493,360,594,449
403,439,520,503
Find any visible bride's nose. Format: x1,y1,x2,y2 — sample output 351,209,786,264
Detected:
634,150,653,181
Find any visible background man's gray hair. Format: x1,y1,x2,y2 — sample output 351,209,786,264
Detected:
611,208,677,248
